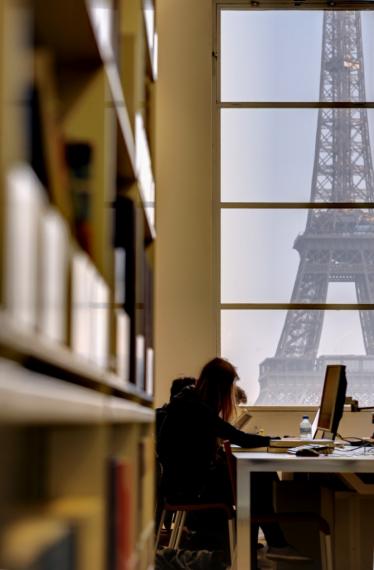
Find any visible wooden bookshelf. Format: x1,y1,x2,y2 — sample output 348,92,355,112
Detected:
0,0,157,568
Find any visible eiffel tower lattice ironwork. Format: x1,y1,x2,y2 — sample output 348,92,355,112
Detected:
256,11,374,405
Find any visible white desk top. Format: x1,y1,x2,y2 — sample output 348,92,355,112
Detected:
233,451,374,473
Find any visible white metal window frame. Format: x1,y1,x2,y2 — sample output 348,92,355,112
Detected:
212,0,374,405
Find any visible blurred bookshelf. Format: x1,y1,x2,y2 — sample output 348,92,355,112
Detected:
0,0,156,568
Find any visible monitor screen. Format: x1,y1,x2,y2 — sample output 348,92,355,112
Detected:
317,364,347,438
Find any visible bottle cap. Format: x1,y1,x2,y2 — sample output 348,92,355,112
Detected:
302,415,309,419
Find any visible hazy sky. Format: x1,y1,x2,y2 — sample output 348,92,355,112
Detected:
220,10,374,102
219,10,374,403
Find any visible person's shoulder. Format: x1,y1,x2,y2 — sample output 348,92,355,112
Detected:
171,384,196,404
155,404,169,420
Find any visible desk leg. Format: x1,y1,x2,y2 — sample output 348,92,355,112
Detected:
237,462,250,570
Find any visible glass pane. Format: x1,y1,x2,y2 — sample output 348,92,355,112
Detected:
221,108,374,202
221,209,374,303
221,10,374,102
221,309,373,405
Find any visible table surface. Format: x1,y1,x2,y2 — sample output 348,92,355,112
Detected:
233,450,374,570
233,450,374,472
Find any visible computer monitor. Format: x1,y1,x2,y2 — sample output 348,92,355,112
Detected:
316,364,347,439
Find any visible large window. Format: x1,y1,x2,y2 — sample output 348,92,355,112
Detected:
216,4,374,405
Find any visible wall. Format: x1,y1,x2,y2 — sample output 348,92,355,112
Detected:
243,407,374,439
155,1,215,406
153,2,374,432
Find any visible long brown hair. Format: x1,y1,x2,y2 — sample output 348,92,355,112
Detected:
195,357,237,421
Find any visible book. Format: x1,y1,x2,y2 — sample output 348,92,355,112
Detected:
145,347,154,396
267,438,335,454
144,254,153,335
90,269,109,369
267,446,293,454
116,309,131,382
231,446,269,453
232,438,335,454
32,49,72,223
65,141,94,255
269,437,335,449
4,164,45,329
107,458,135,570
113,196,136,316
138,436,154,533
71,251,91,359
39,207,68,343
113,197,138,383
135,334,145,390
114,247,126,306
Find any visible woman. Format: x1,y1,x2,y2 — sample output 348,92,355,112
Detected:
157,358,267,501
157,357,310,563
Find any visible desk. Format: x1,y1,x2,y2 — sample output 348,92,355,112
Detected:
233,451,374,569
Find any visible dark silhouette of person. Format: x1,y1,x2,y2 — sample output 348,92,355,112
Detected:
157,358,310,564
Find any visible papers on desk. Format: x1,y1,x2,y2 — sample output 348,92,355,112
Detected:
268,437,335,453
287,444,334,456
231,445,268,453
231,438,336,454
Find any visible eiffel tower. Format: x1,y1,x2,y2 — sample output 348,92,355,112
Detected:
256,11,374,405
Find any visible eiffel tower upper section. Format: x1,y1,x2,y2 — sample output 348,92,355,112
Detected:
307,11,374,206
256,11,374,405
276,10,374,362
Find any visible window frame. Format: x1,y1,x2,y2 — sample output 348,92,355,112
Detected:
213,0,374,406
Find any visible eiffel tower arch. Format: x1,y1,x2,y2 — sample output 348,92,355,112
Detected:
256,11,374,405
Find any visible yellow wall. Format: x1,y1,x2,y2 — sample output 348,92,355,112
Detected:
243,407,374,439
154,3,374,444
155,1,215,406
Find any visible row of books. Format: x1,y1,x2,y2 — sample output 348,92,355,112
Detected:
5,164,70,341
2,42,154,392
31,46,155,246
114,196,154,393
30,49,96,255
3,163,155,392
0,438,154,570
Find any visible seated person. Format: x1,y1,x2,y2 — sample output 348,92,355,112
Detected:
156,376,196,441
157,357,310,563
155,376,196,532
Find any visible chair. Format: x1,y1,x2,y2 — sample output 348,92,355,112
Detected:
155,458,236,565
155,500,235,557
223,440,333,570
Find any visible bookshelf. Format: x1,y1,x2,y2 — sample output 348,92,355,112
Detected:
0,0,156,568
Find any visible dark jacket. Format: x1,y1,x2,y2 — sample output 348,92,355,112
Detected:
157,386,270,501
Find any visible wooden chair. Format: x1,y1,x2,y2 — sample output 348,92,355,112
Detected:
155,456,236,565
223,440,334,570
155,499,235,561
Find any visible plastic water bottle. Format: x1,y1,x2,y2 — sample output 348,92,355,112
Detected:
299,415,312,440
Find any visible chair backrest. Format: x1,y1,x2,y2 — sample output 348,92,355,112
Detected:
223,440,236,505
